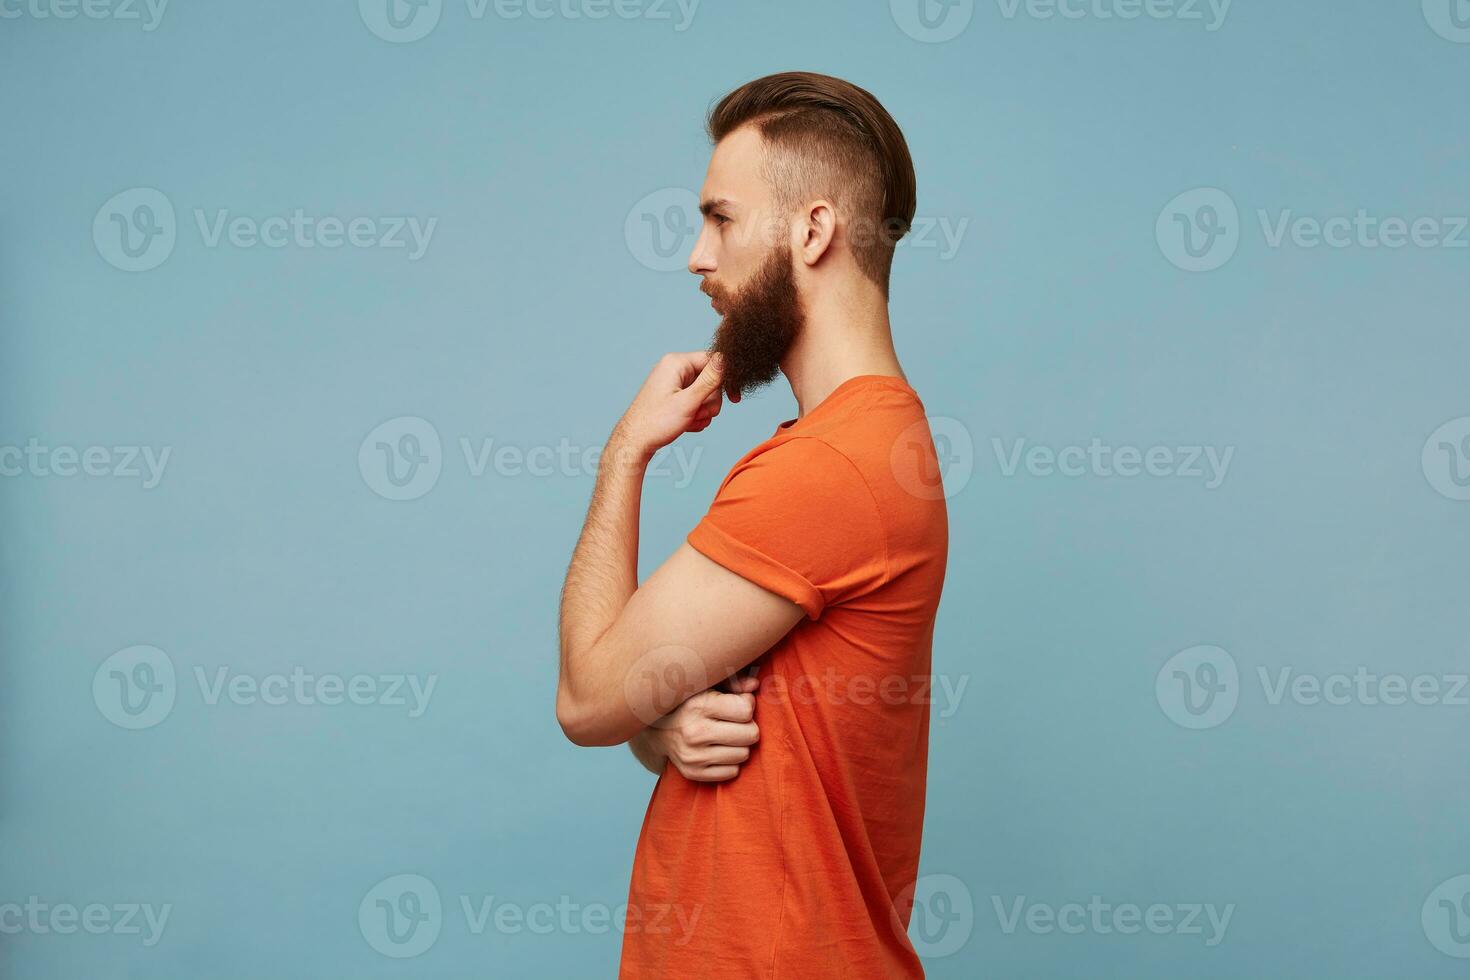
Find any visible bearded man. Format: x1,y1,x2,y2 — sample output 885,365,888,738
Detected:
556,71,950,979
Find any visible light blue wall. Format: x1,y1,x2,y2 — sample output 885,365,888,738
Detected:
3,0,1468,976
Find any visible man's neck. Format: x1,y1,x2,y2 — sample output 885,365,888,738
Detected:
781,280,905,418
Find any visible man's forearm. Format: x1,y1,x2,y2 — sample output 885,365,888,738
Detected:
558,429,649,704
555,351,725,746
627,729,666,775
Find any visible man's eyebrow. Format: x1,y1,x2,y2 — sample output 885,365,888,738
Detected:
699,197,734,217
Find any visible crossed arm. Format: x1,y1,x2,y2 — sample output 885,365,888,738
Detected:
556,351,804,749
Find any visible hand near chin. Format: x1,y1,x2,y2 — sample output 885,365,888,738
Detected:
612,351,727,460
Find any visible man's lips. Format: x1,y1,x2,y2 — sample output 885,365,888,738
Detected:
700,282,723,313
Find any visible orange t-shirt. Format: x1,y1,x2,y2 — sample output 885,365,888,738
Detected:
619,375,950,979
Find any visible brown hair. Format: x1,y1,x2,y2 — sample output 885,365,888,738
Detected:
706,71,917,295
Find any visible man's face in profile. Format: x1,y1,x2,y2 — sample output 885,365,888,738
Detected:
688,126,803,402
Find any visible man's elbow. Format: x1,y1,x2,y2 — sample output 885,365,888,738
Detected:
555,684,625,747
555,688,597,746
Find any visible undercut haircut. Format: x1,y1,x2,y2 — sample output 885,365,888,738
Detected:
706,71,918,296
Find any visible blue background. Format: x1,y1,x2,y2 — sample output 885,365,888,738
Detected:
3,0,1468,976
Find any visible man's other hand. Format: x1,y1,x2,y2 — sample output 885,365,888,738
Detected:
646,673,761,783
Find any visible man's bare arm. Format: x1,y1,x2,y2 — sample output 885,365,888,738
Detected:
557,428,648,669
627,729,666,775
559,351,720,682
556,352,803,748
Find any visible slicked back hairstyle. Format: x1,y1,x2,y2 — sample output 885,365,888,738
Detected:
706,71,917,296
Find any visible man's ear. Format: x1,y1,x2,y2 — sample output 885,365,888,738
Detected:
796,200,837,267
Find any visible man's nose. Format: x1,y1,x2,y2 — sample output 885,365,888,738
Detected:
688,227,715,276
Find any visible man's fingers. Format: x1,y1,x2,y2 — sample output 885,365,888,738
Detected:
682,352,724,404
700,744,752,766
723,673,759,695
699,720,760,747
704,690,756,723
687,764,740,783
661,350,710,388
695,390,723,421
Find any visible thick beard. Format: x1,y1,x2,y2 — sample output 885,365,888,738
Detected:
706,244,803,401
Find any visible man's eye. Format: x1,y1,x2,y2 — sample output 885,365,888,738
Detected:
714,214,730,226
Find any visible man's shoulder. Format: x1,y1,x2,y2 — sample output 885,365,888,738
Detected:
722,435,870,503
768,385,931,486
725,389,938,519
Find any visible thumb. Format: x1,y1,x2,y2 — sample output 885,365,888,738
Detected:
683,353,723,403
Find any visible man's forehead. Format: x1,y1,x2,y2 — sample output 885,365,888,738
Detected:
700,126,768,206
